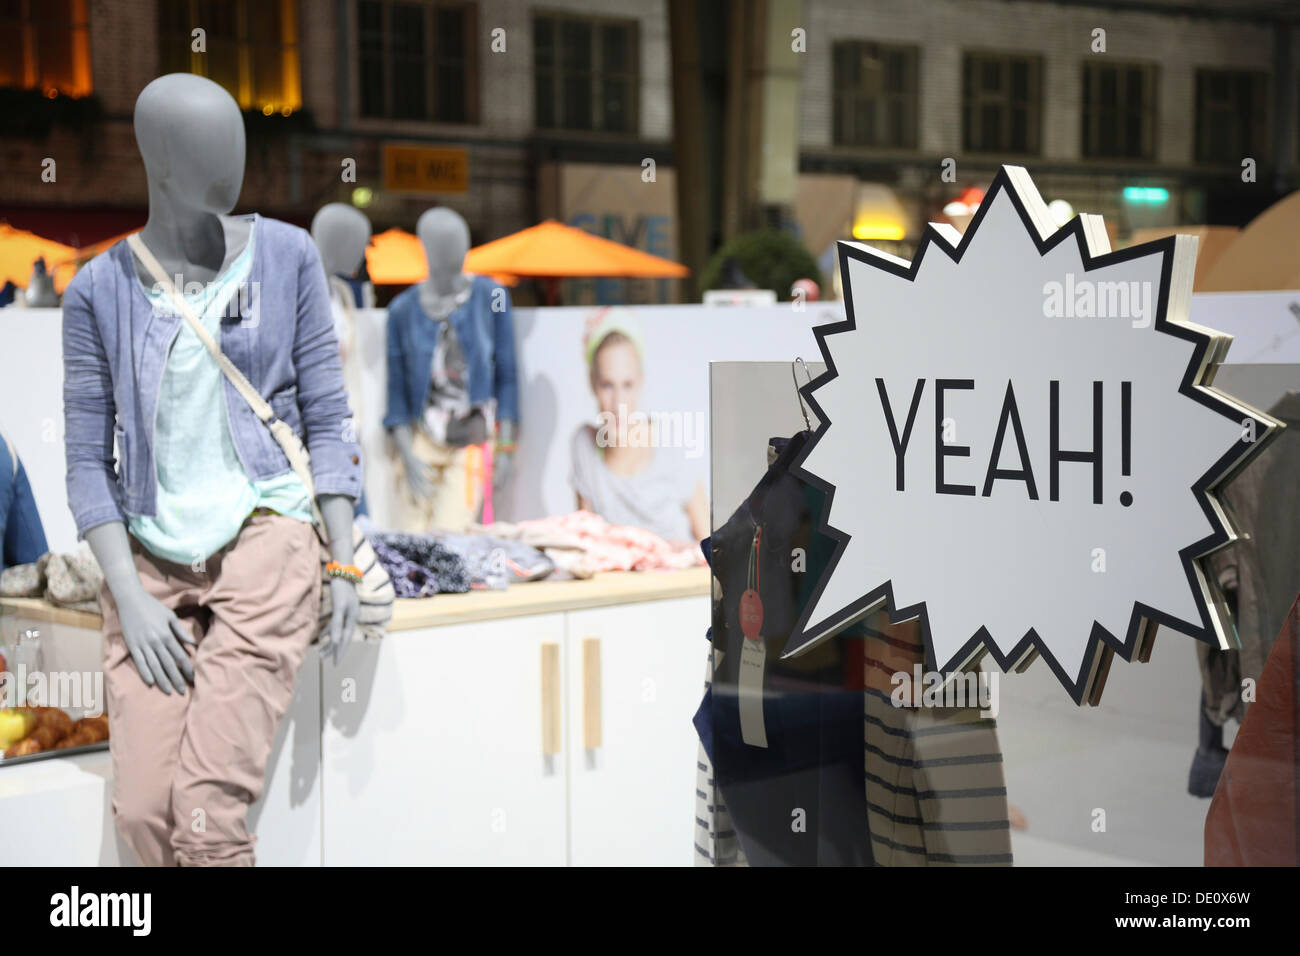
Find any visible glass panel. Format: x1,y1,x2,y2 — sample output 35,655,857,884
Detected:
601,75,629,132
980,58,1000,93
534,16,553,69
246,0,286,107
35,0,74,90
979,103,1000,149
601,24,627,74
559,20,592,71
390,2,427,120
562,70,592,129
198,0,240,101
358,0,385,117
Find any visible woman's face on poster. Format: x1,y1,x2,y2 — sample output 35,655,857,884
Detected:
591,339,644,427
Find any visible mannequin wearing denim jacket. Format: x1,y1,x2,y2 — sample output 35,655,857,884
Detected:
386,208,518,530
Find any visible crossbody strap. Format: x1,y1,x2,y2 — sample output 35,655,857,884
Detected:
127,232,326,531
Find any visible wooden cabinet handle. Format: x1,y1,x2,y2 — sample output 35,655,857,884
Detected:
583,636,602,750
541,641,561,755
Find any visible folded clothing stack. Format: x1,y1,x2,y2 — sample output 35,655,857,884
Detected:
474,510,704,578
0,543,104,612
363,527,554,596
366,532,471,599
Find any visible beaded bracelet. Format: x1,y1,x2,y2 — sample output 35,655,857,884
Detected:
325,561,363,584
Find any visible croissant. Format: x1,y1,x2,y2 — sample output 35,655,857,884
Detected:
5,734,44,758
71,717,109,743
31,707,73,738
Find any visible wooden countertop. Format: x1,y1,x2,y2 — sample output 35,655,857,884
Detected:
0,566,711,632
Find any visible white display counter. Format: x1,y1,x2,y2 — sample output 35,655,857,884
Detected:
0,567,711,866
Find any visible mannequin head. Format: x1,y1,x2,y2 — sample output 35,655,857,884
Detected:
312,203,372,277
417,207,470,294
135,74,245,217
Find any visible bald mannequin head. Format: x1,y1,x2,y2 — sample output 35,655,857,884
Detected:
312,203,372,277
134,73,245,215
417,207,470,289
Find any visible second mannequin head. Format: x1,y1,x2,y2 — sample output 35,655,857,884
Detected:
418,208,470,290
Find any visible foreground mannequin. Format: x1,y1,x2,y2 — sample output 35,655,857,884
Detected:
384,208,518,530
62,74,362,866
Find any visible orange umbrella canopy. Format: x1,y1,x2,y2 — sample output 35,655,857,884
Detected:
464,220,688,279
0,223,76,292
365,227,517,286
365,228,428,285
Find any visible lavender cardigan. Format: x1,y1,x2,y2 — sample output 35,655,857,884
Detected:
61,215,362,539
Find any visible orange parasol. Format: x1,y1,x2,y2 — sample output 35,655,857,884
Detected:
366,227,517,287
0,223,76,293
464,219,688,280
365,228,427,285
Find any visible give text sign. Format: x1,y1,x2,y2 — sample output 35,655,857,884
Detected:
789,166,1281,703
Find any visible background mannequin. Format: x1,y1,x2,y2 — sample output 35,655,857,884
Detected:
386,208,518,530
312,203,371,294
311,203,371,486
66,73,361,866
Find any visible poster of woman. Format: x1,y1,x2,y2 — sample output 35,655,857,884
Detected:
569,308,709,546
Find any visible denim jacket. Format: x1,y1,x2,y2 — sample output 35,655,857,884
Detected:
62,215,362,539
383,276,519,430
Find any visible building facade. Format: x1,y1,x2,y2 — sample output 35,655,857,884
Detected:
0,0,1295,302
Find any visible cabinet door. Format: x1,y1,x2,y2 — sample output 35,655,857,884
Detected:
565,596,710,866
322,613,569,865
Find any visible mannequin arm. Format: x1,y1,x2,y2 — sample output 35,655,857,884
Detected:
85,522,195,695
318,493,359,664
493,419,517,492
391,423,435,500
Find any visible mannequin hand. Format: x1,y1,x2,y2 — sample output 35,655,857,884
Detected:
116,585,196,695
492,448,513,492
320,577,358,665
317,494,359,665
403,451,436,500
392,424,434,501
493,420,517,493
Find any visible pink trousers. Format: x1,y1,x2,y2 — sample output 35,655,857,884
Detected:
101,513,320,866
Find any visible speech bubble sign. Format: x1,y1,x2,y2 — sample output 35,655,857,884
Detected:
787,165,1283,703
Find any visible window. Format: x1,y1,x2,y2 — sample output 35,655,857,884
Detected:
534,12,638,133
832,41,919,149
0,0,92,97
159,0,302,113
357,0,477,123
962,51,1043,155
1195,69,1268,165
1081,62,1157,160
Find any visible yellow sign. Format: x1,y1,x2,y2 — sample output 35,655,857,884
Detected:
383,144,469,195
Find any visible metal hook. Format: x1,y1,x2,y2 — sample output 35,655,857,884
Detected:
791,358,813,432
